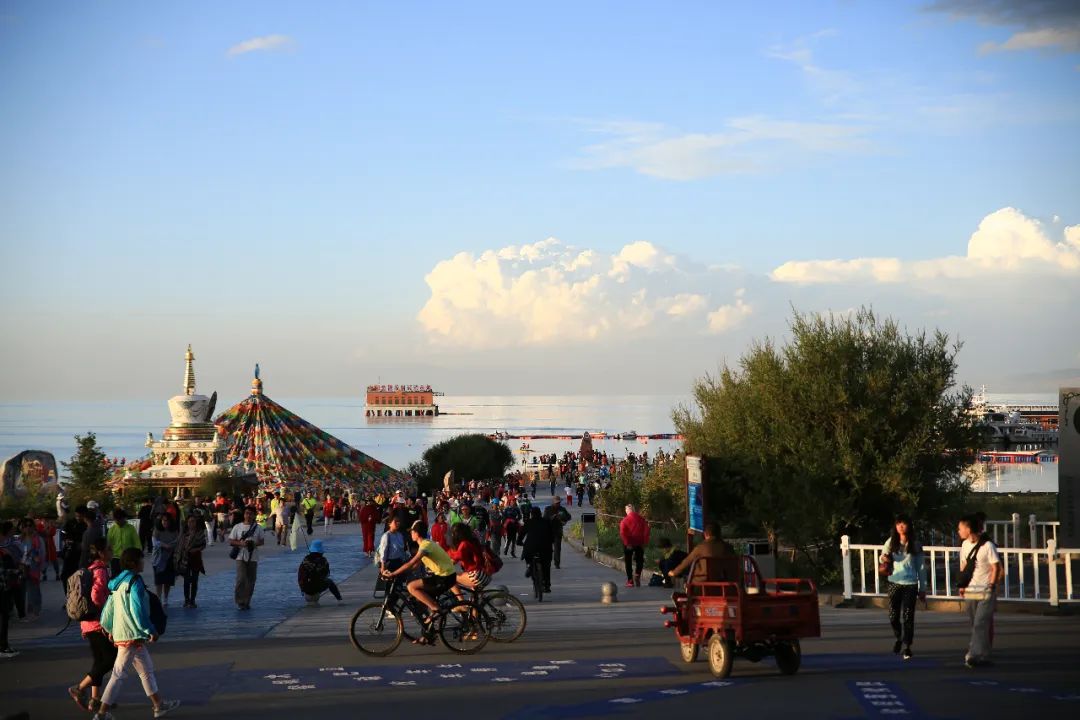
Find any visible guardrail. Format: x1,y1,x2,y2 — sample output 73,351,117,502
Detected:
841,535,1078,607
925,514,1060,550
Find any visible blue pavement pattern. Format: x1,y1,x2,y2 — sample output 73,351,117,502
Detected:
29,528,369,646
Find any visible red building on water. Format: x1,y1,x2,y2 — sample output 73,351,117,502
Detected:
365,384,441,417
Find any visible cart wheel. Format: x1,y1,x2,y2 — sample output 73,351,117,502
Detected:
707,634,734,678
775,639,801,675
680,641,699,663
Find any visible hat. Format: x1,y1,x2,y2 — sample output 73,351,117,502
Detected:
86,500,99,510
309,539,325,553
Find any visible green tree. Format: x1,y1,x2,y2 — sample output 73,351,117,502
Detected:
197,468,246,499
673,308,980,568
62,432,111,509
596,463,642,521
419,434,514,494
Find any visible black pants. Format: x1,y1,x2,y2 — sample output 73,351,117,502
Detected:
888,582,918,646
526,555,551,590
325,579,342,601
10,583,25,619
85,629,118,686
552,534,563,568
624,545,644,580
0,593,11,649
305,511,315,535
183,567,200,603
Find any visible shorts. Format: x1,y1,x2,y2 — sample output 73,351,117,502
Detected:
421,574,457,597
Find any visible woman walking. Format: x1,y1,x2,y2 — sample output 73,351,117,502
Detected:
67,538,116,713
175,515,206,609
879,513,927,660
95,547,180,720
151,515,178,608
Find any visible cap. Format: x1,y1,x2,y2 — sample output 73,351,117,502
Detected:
86,500,100,510
309,539,325,553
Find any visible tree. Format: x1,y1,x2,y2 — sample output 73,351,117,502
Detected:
405,461,431,492
673,308,980,568
419,434,514,494
62,432,111,509
197,468,246,499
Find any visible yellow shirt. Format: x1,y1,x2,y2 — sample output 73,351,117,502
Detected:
418,539,456,577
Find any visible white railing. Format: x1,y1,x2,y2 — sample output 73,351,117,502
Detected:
929,514,1060,549
1029,514,1059,549
841,536,1078,607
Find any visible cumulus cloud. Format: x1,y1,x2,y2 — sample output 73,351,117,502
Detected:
227,34,294,56
575,116,870,181
928,0,1080,55
706,289,753,334
417,239,740,349
771,207,1080,284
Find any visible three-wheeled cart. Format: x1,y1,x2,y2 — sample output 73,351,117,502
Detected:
660,555,821,678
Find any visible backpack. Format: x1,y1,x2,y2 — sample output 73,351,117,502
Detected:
957,536,989,590
480,544,503,576
65,568,99,621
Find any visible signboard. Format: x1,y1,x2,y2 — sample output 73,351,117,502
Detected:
1060,388,1080,547
686,455,705,533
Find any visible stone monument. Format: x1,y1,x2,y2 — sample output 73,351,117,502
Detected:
1060,387,1080,547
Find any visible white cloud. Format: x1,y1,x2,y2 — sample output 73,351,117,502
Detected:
929,0,1080,55
417,239,737,349
575,116,870,181
227,34,294,57
767,30,861,104
706,289,753,334
771,207,1080,284
980,27,1080,54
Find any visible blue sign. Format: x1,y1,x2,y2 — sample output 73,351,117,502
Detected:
687,455,704,532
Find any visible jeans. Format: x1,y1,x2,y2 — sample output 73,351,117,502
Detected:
552,534,564,568
966,593,996,662
183,567,200,603
624,545,644,580
24,579,41,616
888,582,917,646
101,643,158,706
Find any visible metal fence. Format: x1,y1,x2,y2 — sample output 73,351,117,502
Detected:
841,535,1078,607
923,514,1060,550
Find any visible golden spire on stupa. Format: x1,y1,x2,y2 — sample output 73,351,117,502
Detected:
184,344,196,396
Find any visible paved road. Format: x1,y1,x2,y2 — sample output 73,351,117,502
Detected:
4,507,1079,719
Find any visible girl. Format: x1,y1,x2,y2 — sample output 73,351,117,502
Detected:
878,513,927,660
96,547,179,719
447,522,490,595
68,538,116,713
430,513,450,551
18,518,45,621
175,515,206,609
151,515,177,608
323,495,335,535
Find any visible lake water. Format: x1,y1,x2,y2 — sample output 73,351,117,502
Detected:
0,392,1059,493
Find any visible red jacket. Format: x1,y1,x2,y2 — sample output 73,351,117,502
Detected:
448,540,483,572
619,511,650,547
80,559,110,636
431,521,450,550
359,505,380,526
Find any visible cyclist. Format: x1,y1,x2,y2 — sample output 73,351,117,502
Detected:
382,520,456,643
518,507,553,594
447,522,490,597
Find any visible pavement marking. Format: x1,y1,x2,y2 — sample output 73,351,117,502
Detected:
847,680,933,718
502,678,742,719
952,677,1080,702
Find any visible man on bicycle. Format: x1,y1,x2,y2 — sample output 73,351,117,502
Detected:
382,520,457,635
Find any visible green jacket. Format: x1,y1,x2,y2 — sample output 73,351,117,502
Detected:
107,522,140,559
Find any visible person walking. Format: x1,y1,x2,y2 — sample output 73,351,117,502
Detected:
619,504,650,588
95,547,180,719
302,492,318,536
56,490,70,522
60,509,87,591
958,514,1001,668
0,521,22,658
274,496,290,546
18,518,45,621
322,495,335,535
79,502,106,570
67,537,116,713
543,497,571,570
176,515,206,609
518,507,553,593
151,515,178,608
137,499,154,553
229,507,265,611
39,516,60,582
106,509,140,579
359,498,380,557
878,513,927,660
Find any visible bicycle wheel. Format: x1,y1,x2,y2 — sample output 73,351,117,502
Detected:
532,560,544,602
439,601,490,654
393,596,427,643
481,591,527,642
350,602,403,656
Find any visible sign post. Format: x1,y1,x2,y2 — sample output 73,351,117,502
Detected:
1059,388,1080,547
686,455,707,552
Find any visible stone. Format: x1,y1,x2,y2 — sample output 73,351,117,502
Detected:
0,450,59,497
600,581,618,604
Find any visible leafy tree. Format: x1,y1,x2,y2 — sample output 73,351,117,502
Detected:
62,432,111,509
596,463,642,521
419,434,514,494
405,461,431,492
673,308,980,568
196,468,246,499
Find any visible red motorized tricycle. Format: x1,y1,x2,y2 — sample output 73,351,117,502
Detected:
660,555,821,678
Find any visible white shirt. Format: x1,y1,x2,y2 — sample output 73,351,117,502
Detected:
960,536,1000,596
229,522,265,562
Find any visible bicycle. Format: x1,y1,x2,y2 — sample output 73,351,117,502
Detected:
349,575,490,657
526,555,544,602
389,581,527,644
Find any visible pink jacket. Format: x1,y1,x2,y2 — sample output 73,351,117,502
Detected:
80,559,110,636
619,512,650,547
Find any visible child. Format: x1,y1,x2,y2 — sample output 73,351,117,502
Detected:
430,513,450,551
96,547,179,719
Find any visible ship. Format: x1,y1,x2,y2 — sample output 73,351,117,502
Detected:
365,384,443,418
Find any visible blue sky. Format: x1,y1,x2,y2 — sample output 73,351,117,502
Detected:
1,1,1078,400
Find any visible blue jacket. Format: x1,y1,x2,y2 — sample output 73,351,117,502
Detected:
100,570,156,642
881,538,928,590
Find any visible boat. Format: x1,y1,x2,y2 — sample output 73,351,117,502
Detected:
617,431,638,440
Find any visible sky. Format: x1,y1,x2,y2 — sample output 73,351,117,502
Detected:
1,0,1078,402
